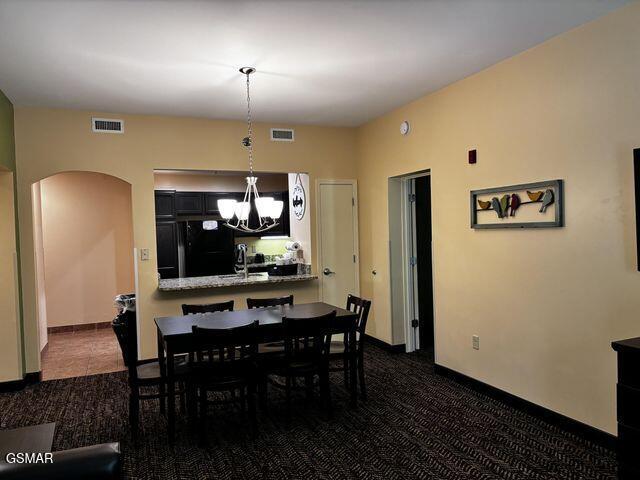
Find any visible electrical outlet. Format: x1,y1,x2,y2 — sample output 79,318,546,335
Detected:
140,248,150,261
472,335,480,350
251,245,256,253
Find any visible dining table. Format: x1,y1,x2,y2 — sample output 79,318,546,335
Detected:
155,302,359,442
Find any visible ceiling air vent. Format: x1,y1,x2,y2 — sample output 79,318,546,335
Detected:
270,128,294,142
92,117,124,134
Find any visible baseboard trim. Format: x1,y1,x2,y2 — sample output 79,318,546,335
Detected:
0,371,42,393
433,363,616,450
364,334,405,353
48,321,111,334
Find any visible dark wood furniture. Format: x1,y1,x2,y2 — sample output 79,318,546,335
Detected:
155,221,179,279
175,192,204,215
155,302,359,442
612,337,640,479
329,294,371,400
153,189,290,236
113,309,188,439
0,423,55,459
263,311,336,417
182,300,234,315
189,321,260,442
247,295,294,309
154,190,176,219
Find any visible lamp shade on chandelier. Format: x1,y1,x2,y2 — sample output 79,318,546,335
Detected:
217,67,283,233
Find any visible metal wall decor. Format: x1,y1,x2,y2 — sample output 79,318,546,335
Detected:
470,179,564,229
292,173,306,220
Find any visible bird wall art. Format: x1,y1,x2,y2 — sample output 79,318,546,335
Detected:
470,180,564,229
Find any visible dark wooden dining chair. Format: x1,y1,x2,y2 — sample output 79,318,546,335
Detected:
181,300,234,315
112,308,189,440
329,294,372,400
246,295,294,309
262,311,335,417
188,321,260,443
247,295,294,355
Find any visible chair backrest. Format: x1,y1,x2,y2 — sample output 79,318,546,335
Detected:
182,300,234,315
191,320,259,367
346,294,372,338
282,311,336,361
112,309,139,383
246,295,294,309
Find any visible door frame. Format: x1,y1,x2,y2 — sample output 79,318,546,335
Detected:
315,179,360,302
389,170,433,353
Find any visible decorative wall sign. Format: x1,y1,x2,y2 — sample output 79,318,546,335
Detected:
470,179,563,229
292,173,306,220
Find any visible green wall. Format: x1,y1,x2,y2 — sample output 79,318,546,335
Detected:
0,89,15,171
0,88,24,374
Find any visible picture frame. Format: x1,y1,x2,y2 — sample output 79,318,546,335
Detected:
470,179,564,229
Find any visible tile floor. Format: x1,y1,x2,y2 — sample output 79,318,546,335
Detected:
41,327,125,381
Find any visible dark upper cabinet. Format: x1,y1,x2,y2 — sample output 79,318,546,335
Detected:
156,221,178,279
175,192,204,215
154,190,175,219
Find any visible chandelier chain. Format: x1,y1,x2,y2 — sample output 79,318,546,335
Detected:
245,71,254,176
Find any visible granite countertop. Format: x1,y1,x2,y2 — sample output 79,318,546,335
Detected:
158,272,318,291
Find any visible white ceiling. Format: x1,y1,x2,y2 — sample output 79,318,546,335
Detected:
0,0,631,127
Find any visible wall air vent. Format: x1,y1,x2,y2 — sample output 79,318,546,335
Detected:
92,117,124,134
270,128,294,142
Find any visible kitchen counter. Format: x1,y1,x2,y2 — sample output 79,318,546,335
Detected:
158,272,318,291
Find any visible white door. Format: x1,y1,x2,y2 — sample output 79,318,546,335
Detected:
318,181,359,307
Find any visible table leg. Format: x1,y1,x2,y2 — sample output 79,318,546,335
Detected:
157,328,166,414
349,328,358,407
166,345,176,443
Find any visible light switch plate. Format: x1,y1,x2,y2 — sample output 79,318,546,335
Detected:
140,248,150,261
472,335,480,350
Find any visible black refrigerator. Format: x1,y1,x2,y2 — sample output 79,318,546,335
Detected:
181,221,235,277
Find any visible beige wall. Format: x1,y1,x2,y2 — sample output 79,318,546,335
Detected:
0,171,22,382
356,2,640,434
154,171,288,192
37,172,135,327
13,112,357,370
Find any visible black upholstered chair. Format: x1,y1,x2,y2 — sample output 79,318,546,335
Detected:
329,294,371,400
112,309,188,439
246,295,293,309
262,311,335,417
188,321,260,442
181,300,234,315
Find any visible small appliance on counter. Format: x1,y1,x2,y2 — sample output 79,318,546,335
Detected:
269,263,298,276
254,253,265,264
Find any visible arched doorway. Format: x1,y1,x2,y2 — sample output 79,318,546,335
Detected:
31,171,134,380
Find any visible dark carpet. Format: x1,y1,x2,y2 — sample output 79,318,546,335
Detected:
0,346,616,479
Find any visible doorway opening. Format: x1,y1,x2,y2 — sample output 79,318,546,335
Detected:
388,171,434,356
32,171,134,380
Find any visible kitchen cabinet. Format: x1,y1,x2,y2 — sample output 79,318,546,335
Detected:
154,190,175,219
156,221,179,279
175,192,204,215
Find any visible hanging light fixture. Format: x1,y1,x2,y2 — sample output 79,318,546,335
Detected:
217,67,283,233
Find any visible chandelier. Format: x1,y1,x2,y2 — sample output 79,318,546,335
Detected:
217,67,283,233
